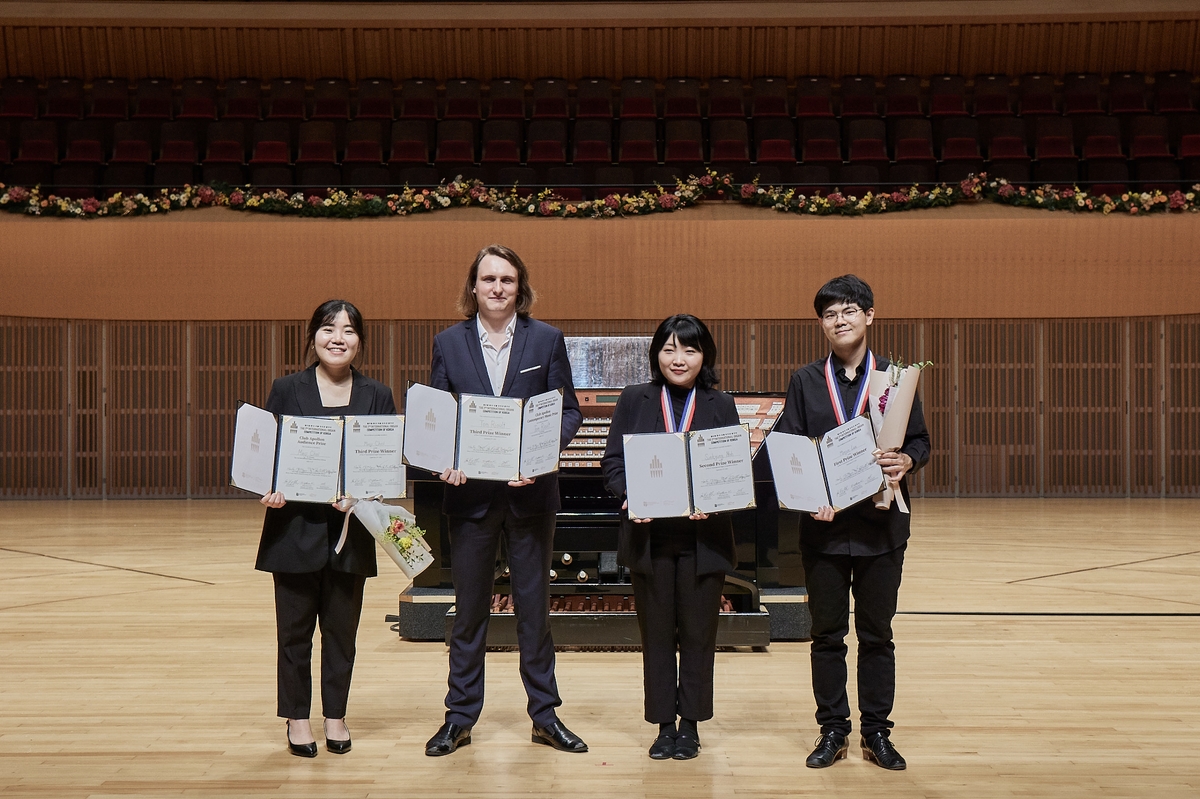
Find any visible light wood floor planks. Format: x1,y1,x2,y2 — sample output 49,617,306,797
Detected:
1,498,1199,798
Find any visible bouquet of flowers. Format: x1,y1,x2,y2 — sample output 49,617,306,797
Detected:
867,357,932,514
350,499,433,579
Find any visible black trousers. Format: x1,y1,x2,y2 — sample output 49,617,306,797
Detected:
801,544,906,738
630,528,725,724
273,565,366,719
444,497,561,728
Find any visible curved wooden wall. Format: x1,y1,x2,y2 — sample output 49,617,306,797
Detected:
1,1,1198,81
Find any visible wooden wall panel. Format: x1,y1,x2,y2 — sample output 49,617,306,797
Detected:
2,4,1198,82
106,322,187,497
4,314,1200,498
1166,317,1200,497
0,318,66,497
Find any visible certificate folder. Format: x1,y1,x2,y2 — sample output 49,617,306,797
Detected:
402,383,564,481
763,414,885,514
623,424,757,519
230,401,406,502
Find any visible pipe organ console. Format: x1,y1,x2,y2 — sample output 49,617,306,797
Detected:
398,338,810,648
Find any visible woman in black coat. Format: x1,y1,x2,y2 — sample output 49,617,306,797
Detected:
601,314,739,761
257,299,397,757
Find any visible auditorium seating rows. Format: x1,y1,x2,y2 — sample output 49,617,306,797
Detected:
1,73,1198,199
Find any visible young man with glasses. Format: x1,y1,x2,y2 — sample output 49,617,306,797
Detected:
774,274,930,771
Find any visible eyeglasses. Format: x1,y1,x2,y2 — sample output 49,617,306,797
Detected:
821,307,863,324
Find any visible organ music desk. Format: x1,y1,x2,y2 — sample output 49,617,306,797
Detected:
397,338,810,648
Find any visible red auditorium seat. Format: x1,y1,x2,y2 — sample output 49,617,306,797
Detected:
355,79,396,121
838,76,879,118
664,120,703,163
62,121,108,164
132,79,173,121
619,79,658,119
709,119,750,163
1154,71,1195,114
1136,160,1182,193
1085,160,1129,196
342,120,387,165
435,120,477,163
618,120,658,163
310,79,351,121
937,117,982,161
266,78,307,121
390,120,433,164
1128,115,1172,161
249,121,293,164
892,118,936,163
800,119,842,164
17,120,58,164
0,77,38,120
399,79,438,120
1018,74,1058,116
158,121,203,164
707,78,746,119
87,78,130,120
663,78,702,119
488,79,527,120
883,75,923,117
203,121,247,164
177,79,219,121
1034,116,1077,161
1062,73,1104,115
985,116,1031,161
795,77,835,119
0,120,11,164
109,122,156,164
1077,116,1124,160
43,78,85,121
571,120,613,164
576,79,614,119
751,77,790,118
525,120,567,164
531,79,569,120
480,119,523,163
51,164,99,199
845,119,888,163
973,74,1014,116
223,79,264,120
296,121,339,165
444,79,483,120
1108,72,1149,115
754,118,797,163
928,75,969,117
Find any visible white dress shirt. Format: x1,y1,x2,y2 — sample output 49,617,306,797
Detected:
476,314,517,396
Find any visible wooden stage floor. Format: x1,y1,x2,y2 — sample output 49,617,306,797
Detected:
1,498,1198,798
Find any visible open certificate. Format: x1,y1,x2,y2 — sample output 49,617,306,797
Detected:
343,415,406,498
519,389,565,479
275,416,344,503
764,414,885,513
624,425,756,519
457,394,524,481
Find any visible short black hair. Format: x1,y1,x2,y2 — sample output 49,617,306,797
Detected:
648,314,720,389
813,274,874,317
305,299,365,363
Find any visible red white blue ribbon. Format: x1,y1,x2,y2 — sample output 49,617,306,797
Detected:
825,350,875,425
661,385,697,433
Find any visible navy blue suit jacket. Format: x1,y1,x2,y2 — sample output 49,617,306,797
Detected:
430,316,582,519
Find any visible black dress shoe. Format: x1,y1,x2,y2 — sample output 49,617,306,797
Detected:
531,721,588,753
672,730,700,760
805,732,848,768
861,732,906,770
425,722,472,757
648,731,676,760
286,720,318,758
323,719,351,754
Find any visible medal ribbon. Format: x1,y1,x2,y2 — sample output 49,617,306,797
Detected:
661,385,697,433
824,350,875,425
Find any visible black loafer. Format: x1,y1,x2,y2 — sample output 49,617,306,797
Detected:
861,732,906,770
805,732,848,768
286,720,318,758
425,722,472,757
648,731,676,760
324,719,351,754
531,721,588,753
672,730,700,760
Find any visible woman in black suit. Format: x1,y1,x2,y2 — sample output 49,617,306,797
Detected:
257,299,397,757
601,314,739,761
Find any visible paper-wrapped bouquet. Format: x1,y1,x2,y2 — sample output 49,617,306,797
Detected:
351,499,434,579
867,358,931,514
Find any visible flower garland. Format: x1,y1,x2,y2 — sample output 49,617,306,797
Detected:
1,171,1197,220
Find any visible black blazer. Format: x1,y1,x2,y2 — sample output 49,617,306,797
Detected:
430,316,582,519
601,382,739,577
773,355,931,556
255,365,398,577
